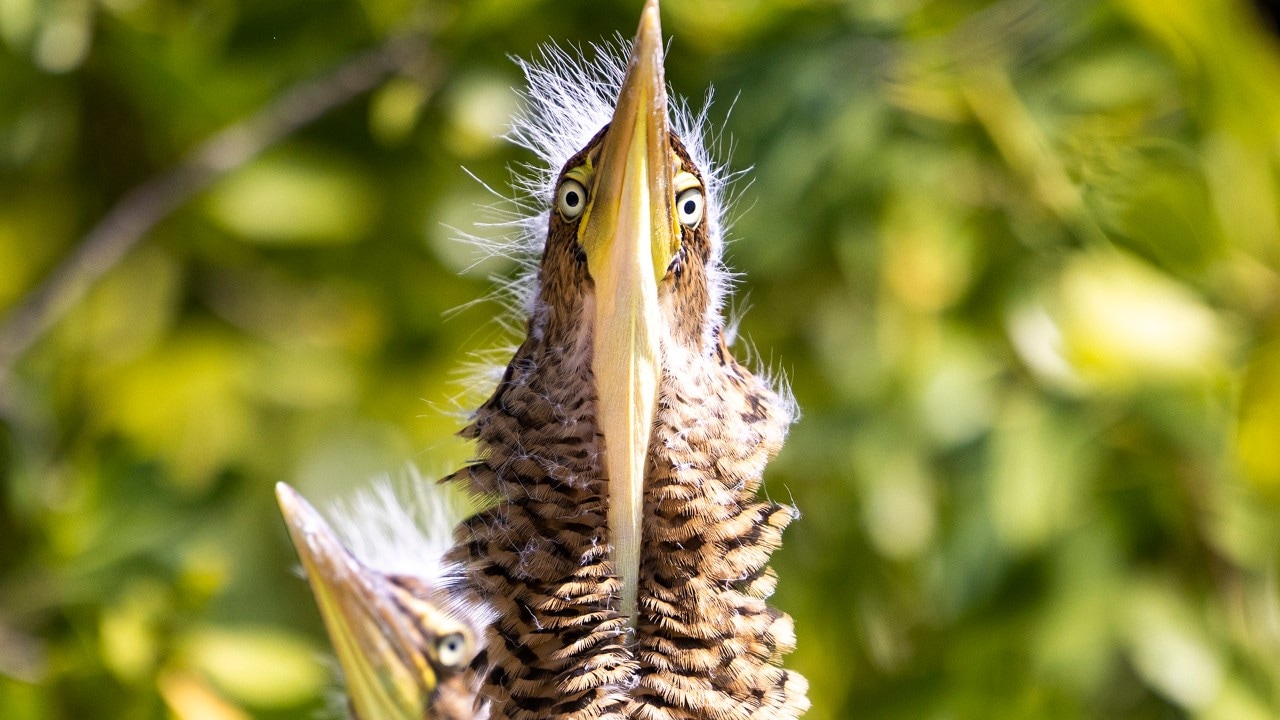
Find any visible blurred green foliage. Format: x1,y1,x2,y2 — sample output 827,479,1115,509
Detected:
3,0,1280,718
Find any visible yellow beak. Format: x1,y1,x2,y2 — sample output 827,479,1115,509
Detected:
275,482,439,720
577,0,678,626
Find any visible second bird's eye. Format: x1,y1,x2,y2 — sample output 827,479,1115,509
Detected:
435,632,469,670
556,179,588,219
676,187,704,227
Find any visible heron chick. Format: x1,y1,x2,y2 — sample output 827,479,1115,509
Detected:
276,481,489,720
446,2,808,718
279,1,809,718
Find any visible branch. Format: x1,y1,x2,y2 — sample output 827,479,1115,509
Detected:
0,34,435,384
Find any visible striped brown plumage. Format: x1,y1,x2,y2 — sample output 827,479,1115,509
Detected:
445,118,809,717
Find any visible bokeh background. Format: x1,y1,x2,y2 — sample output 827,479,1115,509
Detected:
3,0,1280,718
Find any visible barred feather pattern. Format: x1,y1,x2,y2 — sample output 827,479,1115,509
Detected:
448,324,808,719
450,322,636,719
631,338,808,720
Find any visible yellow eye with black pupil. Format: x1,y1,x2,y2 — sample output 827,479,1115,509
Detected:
436,632,468,670
676,187,703,227
556,179,587,219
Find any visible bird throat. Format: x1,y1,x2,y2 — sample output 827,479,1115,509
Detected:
593,284,660,628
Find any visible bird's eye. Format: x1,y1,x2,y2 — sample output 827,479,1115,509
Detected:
676,187,704,227
435,632,469,670
556,179,588,219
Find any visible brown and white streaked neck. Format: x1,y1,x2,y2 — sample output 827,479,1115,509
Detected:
450,2,809,718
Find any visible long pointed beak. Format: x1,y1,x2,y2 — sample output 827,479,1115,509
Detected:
577,0,677,626
275,483,438,720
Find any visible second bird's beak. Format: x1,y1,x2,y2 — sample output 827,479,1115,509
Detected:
576,0,678,626
275,483,451,720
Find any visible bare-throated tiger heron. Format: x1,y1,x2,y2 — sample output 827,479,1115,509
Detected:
278,2,809,718
276,481,488,720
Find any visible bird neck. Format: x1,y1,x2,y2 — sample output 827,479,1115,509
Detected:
453,322,806,718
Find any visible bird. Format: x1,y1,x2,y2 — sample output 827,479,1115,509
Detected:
275,479,490,720
277,1,809,718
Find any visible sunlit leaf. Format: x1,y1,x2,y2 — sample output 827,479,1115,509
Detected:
87,327,254,490
182,627,326,709
1236,335,1280,496
158,669,252,720
99,580,168,684
204,150,379,245
988,392,1092,553
1057,252,1229,387
1122,579,1224,710
369,76,428,146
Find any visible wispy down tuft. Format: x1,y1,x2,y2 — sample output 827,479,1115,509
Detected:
328,467,468,582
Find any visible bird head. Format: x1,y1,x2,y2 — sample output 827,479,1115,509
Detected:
275,482,486,720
